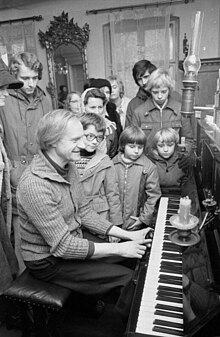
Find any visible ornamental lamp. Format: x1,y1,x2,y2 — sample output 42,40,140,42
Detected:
180,11,204,117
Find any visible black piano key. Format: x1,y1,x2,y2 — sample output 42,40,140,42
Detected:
163,244,181,252
164,234,170,241
153,325,183,336
162,252,182,261
160,265,182,272
160,267,182,275
160,268,183,275
153,319,184,329
157,290,182,299
165,227,174,234
161,261,182,269
156,295,182,304
159,278,182,286
156,303,183,312
158,285,182,293
154,309,183,319
163,241,180,248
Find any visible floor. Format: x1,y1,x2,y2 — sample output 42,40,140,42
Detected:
0,296,126,337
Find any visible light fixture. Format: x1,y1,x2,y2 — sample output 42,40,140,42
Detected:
54,62,68,75
180,11,204,117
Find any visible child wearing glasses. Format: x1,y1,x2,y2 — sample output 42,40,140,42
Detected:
81,88,118,159
75,112,123,241
113,126,161,231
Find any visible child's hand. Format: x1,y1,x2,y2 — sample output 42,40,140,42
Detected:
128,216,143,231
105,122,116,136
178,154,191,171
98,138,107,153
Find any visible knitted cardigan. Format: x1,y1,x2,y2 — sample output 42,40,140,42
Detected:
17,150,113,262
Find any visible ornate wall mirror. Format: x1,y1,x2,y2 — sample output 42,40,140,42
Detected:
38,11,90,108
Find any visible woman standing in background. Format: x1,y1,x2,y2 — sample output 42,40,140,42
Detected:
65,91,82,115
108,75,131,129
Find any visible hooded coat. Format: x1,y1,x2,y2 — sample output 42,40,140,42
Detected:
148,149,188,188
76,149,123,226
148,148,199,215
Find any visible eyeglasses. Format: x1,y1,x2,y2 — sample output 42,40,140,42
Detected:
84,133,104,143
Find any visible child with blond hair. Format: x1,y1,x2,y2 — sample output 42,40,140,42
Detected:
132,67,193,171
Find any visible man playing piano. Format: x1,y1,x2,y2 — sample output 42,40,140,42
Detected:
16,109,152,320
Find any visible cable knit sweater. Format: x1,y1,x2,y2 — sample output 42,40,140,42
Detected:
16,150,113,262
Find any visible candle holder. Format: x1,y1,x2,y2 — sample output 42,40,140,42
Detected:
169,213,200,246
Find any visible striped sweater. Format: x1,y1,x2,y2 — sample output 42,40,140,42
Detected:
16,150,113,262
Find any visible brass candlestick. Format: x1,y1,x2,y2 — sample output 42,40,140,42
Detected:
169,197,200,246
169,213,199,246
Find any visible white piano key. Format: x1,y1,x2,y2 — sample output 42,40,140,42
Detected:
135,197,183,336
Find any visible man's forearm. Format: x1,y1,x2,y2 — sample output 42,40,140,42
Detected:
91,242,119,259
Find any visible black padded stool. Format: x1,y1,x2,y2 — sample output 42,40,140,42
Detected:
3,268,72,337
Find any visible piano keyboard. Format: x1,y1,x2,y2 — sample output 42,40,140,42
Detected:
127,196,183,337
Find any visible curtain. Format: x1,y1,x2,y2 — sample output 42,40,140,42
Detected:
108,6,172,98
0,21,37,65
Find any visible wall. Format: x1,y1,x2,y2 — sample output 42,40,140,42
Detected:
0,0,220,96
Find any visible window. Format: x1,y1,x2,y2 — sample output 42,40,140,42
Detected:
103,16,179,97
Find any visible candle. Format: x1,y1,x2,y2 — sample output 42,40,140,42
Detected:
179,196,191,225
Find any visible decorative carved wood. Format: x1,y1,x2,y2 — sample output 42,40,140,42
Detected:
38,11,90,108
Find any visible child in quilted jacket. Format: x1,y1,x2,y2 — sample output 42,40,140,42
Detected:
113,125,161,230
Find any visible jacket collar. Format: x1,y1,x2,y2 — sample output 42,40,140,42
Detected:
136,87,150,101
114,152,146,166
149,148,180,165
31,150,73,184
8,85,46,102
83,149,108,170
79,150,111,181
144,96,179,116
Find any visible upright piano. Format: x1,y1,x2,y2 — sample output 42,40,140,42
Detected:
126,118,220,337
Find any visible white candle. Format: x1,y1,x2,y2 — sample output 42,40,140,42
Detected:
179,196,191,225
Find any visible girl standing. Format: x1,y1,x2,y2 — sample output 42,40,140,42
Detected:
113,126,161,230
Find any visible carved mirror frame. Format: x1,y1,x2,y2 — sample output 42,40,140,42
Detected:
38,11,90,108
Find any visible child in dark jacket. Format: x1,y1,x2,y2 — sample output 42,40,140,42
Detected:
113,126,161,230
148,127,199,215
131,68,193,171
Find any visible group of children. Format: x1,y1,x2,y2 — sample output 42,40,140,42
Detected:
70,67,198,239
71,67,197,238
74,113,195,240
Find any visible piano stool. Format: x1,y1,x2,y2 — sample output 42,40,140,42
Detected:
3,268,72,337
